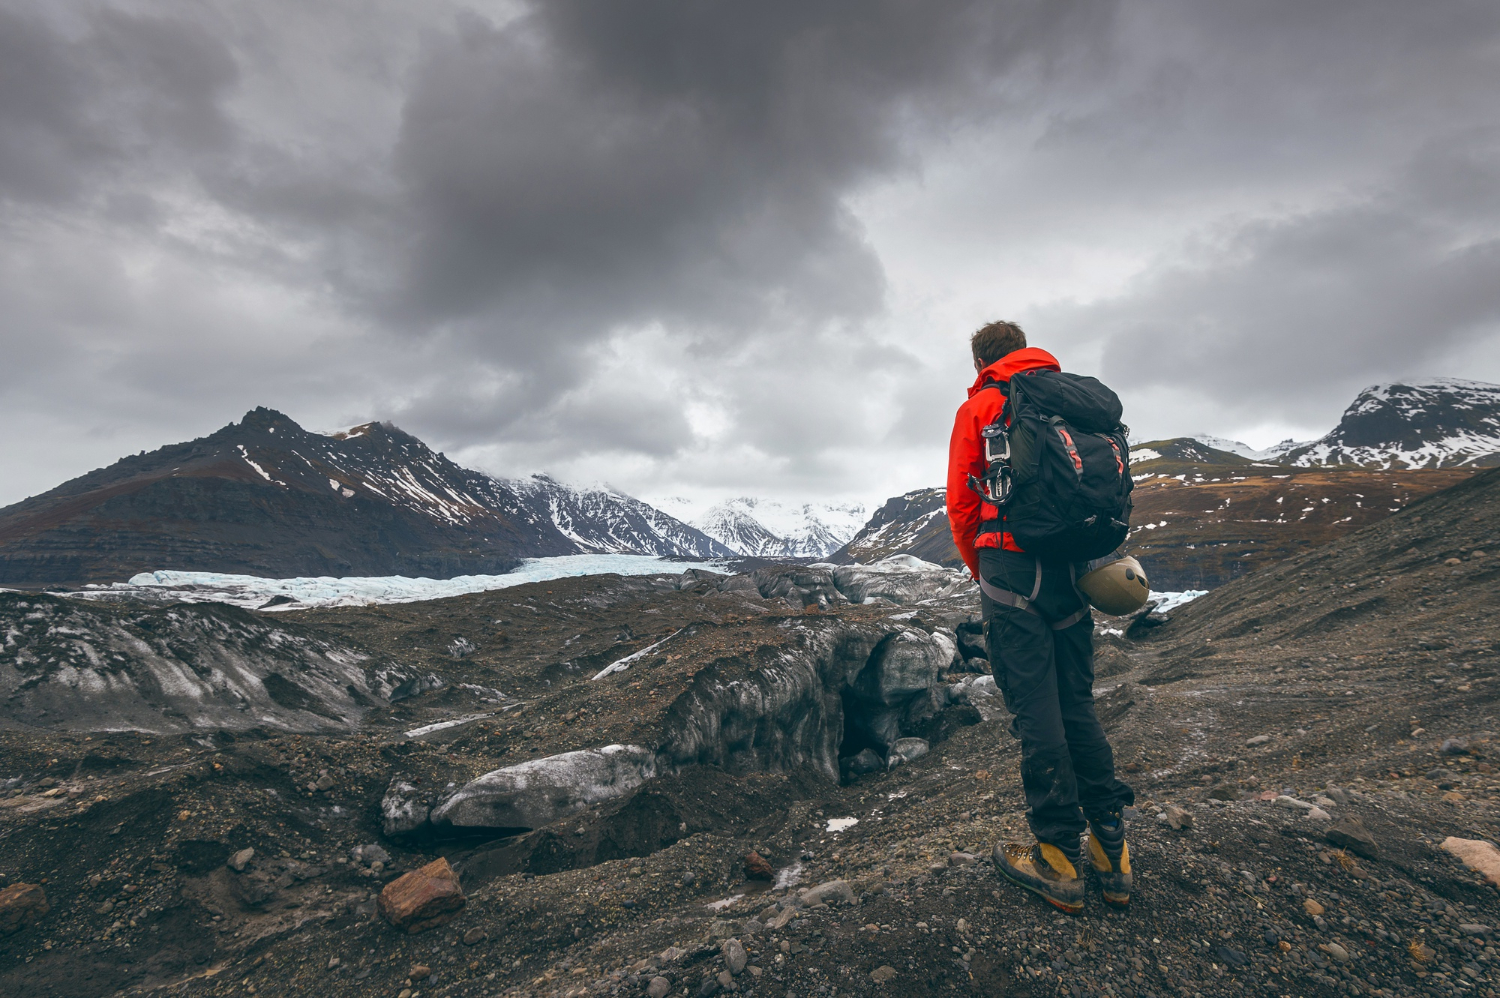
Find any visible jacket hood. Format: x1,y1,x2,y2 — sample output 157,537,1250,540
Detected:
967,347,1061,398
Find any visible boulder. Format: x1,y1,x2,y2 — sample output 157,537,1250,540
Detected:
722,937,747,975
751,565,847,609
840,748,884,780
378,857,466,933
830,556,971,606
381,780,431,837
801,879,855,906
678,568,728,591
1442,837,1500,887
0,882,48,935
1160,805,1193,830
888,738,930,765
743,851,773,881
431,744,657,831
1325,818,1379,859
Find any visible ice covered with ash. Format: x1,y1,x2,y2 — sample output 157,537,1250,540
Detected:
65,554,728,609
430,744,658,831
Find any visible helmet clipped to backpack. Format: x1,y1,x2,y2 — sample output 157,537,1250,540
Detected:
1077,554,1151,616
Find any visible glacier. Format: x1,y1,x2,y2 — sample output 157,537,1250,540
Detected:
68,554,728,610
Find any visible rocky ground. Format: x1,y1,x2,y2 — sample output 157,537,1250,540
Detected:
4,472,1500,998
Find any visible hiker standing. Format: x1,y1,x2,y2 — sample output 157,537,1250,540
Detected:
946,320,1139,913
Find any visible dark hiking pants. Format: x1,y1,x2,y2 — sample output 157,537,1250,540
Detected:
980,548,1134,847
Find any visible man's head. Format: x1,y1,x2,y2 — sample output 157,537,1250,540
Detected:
971,320,1027,372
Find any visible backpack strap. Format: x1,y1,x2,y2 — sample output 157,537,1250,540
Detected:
977,559,1090,630
977,559,1041,614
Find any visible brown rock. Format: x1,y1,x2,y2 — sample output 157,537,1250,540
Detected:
743,850,773,881
1303,898,1325,917
0,882,49,935
1162,804,1193,830
462,927,487,946
378,858,466,934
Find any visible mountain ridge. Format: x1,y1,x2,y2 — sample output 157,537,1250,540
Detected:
0,408,726,586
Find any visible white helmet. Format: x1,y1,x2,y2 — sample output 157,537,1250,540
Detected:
1078,555,1150,616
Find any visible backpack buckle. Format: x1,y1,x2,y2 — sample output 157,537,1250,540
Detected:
967,466,1012,505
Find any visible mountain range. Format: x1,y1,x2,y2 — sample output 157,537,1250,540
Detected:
3,378,1498,589
653,496,867,559
0,409,732,586
1187,378,1500,469
0,409,866,587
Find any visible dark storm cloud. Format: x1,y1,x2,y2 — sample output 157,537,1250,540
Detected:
0,7,236,206
3,0,1500,508
387,1,1113,341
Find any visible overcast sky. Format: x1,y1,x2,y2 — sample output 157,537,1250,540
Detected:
3,1,1500,513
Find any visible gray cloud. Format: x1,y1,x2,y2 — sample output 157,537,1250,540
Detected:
2,0,1500,510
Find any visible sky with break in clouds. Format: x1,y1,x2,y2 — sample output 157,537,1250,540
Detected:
2,1,1500,513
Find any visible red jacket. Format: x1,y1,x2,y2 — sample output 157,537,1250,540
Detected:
946,347,1062,576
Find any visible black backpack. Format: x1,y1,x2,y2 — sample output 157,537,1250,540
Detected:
969,369,1134,560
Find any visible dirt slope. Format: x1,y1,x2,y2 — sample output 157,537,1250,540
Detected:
3,473,1500,998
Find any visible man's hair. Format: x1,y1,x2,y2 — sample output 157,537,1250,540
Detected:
971,320,1027,368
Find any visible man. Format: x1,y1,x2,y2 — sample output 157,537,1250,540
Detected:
945,320,1135,914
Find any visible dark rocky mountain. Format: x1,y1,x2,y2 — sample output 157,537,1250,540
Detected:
829,488,957,567
507,476,733,560
1282,378,1500,469
0,408,725,586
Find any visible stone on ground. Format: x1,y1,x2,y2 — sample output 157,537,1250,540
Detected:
1325,817,1379,858
378,857,466,933
722,937,747,974
0,882,48,934
801,879,855,906
1442,837,1500,887
743,850,773,880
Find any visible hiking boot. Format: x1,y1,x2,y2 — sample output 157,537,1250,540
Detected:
1086,813,1132,909
993,840,1085,914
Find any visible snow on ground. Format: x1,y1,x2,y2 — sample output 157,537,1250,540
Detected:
1153,590,1208,613
69,554,727,610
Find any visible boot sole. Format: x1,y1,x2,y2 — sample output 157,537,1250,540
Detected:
1100,890,1131,909
997,863,1084,915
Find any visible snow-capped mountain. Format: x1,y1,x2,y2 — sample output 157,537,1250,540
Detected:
1280,379,1500,469
0,408,724,585
690,497,866,558
505,476,733,559
1186,434,1312,462
829,488,958,568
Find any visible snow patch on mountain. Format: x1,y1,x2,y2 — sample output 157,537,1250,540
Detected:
1282,378,1500,469
1186,434,1312,462
502,476,732,559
